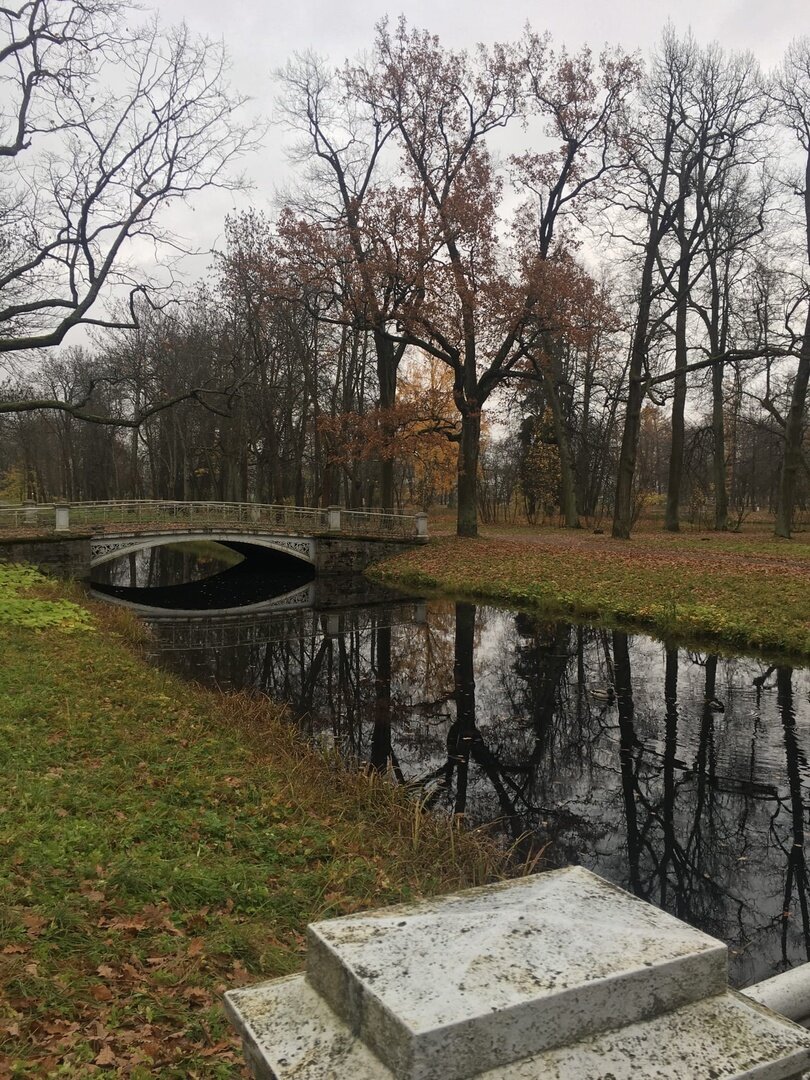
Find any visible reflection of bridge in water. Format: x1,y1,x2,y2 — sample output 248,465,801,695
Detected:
139,598,427,652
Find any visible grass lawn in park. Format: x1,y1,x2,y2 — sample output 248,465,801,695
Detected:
372,521,810,659
0,566,499,1078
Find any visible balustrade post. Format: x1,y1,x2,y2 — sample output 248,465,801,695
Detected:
415,512,429,538
54,505,70,533
327,506,341,532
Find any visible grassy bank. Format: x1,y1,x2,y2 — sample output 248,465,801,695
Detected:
370,529,810,658
0,567,501,1078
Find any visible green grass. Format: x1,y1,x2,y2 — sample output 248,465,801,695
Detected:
0,568,501,1077
369,531,810,659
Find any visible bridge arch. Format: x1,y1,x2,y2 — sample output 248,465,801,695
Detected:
89,531,316,568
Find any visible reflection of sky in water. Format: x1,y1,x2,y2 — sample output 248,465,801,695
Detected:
94,569,810,989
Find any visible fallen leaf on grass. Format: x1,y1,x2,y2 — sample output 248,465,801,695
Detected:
182,986,213,1006
40,1020,80,1037
186,937,205,957
94,1046,116,1066
22,913,47,937
101,916,147,933
199,1040,239,1058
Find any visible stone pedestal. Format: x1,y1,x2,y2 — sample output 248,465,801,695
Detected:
225,867,810,1079
327,506,342,532
54,505,70,532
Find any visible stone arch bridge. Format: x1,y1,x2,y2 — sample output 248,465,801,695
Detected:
0,500,428,578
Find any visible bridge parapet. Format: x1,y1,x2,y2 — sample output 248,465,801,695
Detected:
0,500,426,541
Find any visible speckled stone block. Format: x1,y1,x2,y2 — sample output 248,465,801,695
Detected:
224,867,810,1080
224,974,391,1080
483,989,810,1080
224,978,810,1080
305,867,726,1079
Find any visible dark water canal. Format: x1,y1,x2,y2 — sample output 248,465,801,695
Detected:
91,543,810,988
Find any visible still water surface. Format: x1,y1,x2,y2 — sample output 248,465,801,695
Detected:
91,544,810,988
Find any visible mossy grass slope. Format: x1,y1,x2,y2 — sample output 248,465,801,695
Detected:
0,569,501,1078
370,530,810,658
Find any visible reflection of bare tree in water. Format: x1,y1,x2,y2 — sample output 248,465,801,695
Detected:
149,596,810,981
611,637,750,944
423,603,537,854
776,667,810,963
368,623,405,782
613,631,643,894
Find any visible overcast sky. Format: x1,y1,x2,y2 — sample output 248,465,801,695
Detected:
145,0,807,274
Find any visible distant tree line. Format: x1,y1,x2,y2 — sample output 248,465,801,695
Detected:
0,8,808,537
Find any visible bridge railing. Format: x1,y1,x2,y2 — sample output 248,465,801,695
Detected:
0,500,424,539
66,500,334,533
0,503,59,530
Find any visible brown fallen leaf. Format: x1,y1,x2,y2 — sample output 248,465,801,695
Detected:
199,1040,238,1058
103,916,147,933
182,986,212,1006
187,937,205,957
94,1046,116,1067
22,913,48,937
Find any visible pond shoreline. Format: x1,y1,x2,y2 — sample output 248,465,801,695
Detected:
368,532,810,660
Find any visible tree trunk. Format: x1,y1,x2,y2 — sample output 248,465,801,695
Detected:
543,366,580,528
612,336,647,539
776,147,810,538
373,330,399,512
456,409,481,538
665,241,689,532
711,360,728,530
613,105,677,539
775,308,810,538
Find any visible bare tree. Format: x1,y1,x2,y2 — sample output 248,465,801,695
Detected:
659,43,766,532
0,0,256,419
275,52,412,511
773,38,810,538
